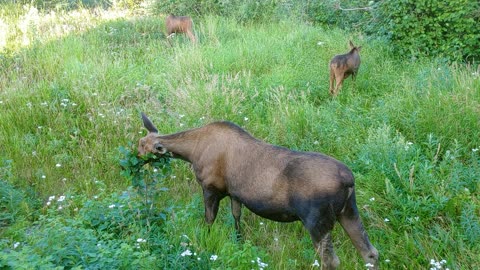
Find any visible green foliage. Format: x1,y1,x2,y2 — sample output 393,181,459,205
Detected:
152,0,278,24
370,0,480,61
1,4,479,269
119,143,171,192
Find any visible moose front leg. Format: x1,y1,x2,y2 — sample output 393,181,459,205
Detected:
202,189,222,225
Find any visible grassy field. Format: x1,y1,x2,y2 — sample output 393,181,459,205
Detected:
1,4,479,270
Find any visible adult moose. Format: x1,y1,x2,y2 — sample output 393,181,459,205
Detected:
329,40,362,96
137,113,378,270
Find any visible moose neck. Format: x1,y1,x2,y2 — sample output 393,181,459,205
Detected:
158,129,201,163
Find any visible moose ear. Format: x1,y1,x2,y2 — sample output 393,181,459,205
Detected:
357,46,362,52
141,112,158,133
349,40,355,48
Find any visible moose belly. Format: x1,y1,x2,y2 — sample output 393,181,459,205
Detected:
242,199,300,222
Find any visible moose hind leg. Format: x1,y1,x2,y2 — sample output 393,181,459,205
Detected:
230,197,243,240
339,193,379,269
304,212,339,270
203,189,222,225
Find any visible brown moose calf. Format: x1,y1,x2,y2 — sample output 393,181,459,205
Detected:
138,113,379,270
165,14,196,43
329,41,362,96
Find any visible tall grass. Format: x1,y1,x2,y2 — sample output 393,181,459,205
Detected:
1,4,479,269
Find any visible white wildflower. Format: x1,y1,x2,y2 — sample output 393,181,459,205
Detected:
369,197,375,202
108,204,115,209
136,238,147,243
57,196,65,202
56,163,61,167
312,259,320,267
384,218,390,222
181,249,193,257
366,262,375,268
13,242,20,249
210,254,218,261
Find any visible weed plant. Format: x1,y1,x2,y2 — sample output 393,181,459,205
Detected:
0,3,479,270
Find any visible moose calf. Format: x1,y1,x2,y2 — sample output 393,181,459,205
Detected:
138,113,378,270
329,41,362,96
165,14,196,43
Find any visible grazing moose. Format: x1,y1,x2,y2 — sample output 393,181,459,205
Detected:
138,113,379,270
329,41,362,96
165,14,196,43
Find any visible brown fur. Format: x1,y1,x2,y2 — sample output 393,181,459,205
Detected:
329,41,362,96
165,14,196,43
138,113,378,270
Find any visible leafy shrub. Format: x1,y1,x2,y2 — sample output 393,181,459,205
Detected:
0,159,37,231
369,0,480,61
151,0,277,24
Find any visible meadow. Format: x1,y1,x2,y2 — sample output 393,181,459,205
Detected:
1,3,479,269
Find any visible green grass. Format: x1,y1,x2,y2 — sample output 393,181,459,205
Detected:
1,4,480,270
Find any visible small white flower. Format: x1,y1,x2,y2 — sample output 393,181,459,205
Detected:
41,175,46,179
57,196,65,202
37,126,43,129
244,117,249,121
384,218,390,222
181,249,193,257
153,169,158,173
369,197,375,202
137,238,147,243
366,262,375,268
313,141,319,145
385,259,390,263
472,148,479,152
179,114,185,118
312,259,320,267
46,201,51,206
259,222,264,225
109,204,115,209
94,195,99,199
48,196,56,201
13,242,20,249
56,163,61,167
58,206,63,210
210,254,218,261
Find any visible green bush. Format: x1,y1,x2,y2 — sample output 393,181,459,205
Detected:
369,0,480,61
